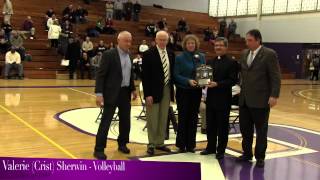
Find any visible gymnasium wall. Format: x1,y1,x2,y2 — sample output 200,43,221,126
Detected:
139,0,209,13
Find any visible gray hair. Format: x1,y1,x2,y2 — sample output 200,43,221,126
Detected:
215,37,228,47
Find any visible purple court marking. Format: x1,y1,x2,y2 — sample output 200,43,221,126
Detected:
0,85,94,89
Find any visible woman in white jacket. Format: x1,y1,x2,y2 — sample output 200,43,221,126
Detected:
3,0,13,24
48,20,61,48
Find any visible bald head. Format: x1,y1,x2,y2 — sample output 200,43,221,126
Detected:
117,31,132,52
156,31,169,49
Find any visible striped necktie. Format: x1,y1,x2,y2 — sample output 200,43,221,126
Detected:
161,50,169,85
247,51,254,67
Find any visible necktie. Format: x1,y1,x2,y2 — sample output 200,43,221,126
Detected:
161,50,169,85
247,51,254,67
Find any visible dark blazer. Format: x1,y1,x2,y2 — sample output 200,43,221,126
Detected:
95,48,135,105
141,46,175,103
206,55,238,109
239,46,281,108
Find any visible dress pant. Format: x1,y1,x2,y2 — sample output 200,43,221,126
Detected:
146,84,170,148
175,87,202,150
95,87,131,152
239,102,270,160
205,105,230,154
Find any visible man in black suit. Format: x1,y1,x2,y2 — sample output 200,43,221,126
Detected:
94,31,137,160
141,31,175,155
237,29,281,168
200,37,238,159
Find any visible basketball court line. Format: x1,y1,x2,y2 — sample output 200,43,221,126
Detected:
0,104,77,159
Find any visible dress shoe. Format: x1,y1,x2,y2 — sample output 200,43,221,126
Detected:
147,147,155,155
256,159,265,168
93,151,107,160
216,153,224,160
186,149,195,153
156,146,171,152
177,148,187,153
236,155,253,162
201,128,207,134
200,149,215,155
118,146,130,154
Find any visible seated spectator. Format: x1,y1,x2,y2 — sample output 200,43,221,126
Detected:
157,18,167,30
79,52,91,79
10,32,26,60
61,20,73,37
114,0,123,20
95,18,105,33
108,42,115,49
22,16,36,39
218,18,227,37
82,36,94,57
133,54,142,80
150,41,156,48
47,14,58,30
213,27,219,38
168,31,182,51
48,20,61,48
0,30,10,54
75,5,88,24
124,0,133,21
228,19,237,39
46,8,55,19
138,40,149,54
177,17,188,32
204,27,214,41
95,40,107,54
1,20,12,40
105,1,114,19
62,4,75,23
4,47,23,79
145,20,157,37
104,18,116,34
90,51,102,79
133,1,141,22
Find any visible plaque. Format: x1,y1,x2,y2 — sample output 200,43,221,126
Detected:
195,65,213,87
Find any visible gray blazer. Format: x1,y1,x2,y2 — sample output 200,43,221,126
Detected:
239,46,281,108
95,48,135,105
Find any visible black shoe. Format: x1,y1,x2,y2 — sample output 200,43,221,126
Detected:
4,76,8,80
256,159,265,168
216,153,224,160
147,147,155,155
186,149,195,153
236,155,253,162
177,148,187,153
156,146,171,152
201,128,207,134
200,150,215,155
93,151,107,160
118,146,130,154
18,76,23,80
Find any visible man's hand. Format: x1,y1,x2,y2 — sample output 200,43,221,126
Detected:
189,79,198,87
207,81,218,88
96,96,104,107
268,97,278,108
132,90,138,100
145,96,153,108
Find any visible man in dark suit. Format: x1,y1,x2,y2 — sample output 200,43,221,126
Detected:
237,29,281,168
141,31,175,155
200,37,238,159
94,31,137,160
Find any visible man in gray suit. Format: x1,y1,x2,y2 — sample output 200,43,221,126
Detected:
237,29,281,168
94,31,137,160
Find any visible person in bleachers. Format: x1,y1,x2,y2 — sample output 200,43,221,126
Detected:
133,54,142,80
95,40,107,55
79,52,92,79
227,19,237,39
61,20,73,37
22,16,36,40
145,20,157,37
105,1,114,19
66,36,81,79
90,51,102,79
1,20,12,40
48,20,61,48
62,4,75,23
177,17,188,32
2,0,13,25
108,42,115,49
114,0,123,20
168,31,182,51
218,18,227,37
203,27,215,42
75,5,88,24
133,0,141,22
157,17,167,30
82,36,94,57
0,29,9,53
124,0,133,21
104,17,116,34
46,14,58,30
138,39,149,54
310,55,319,81
174,34,205,153
46,8,55,18
4,47,23,79
10,31,25,60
